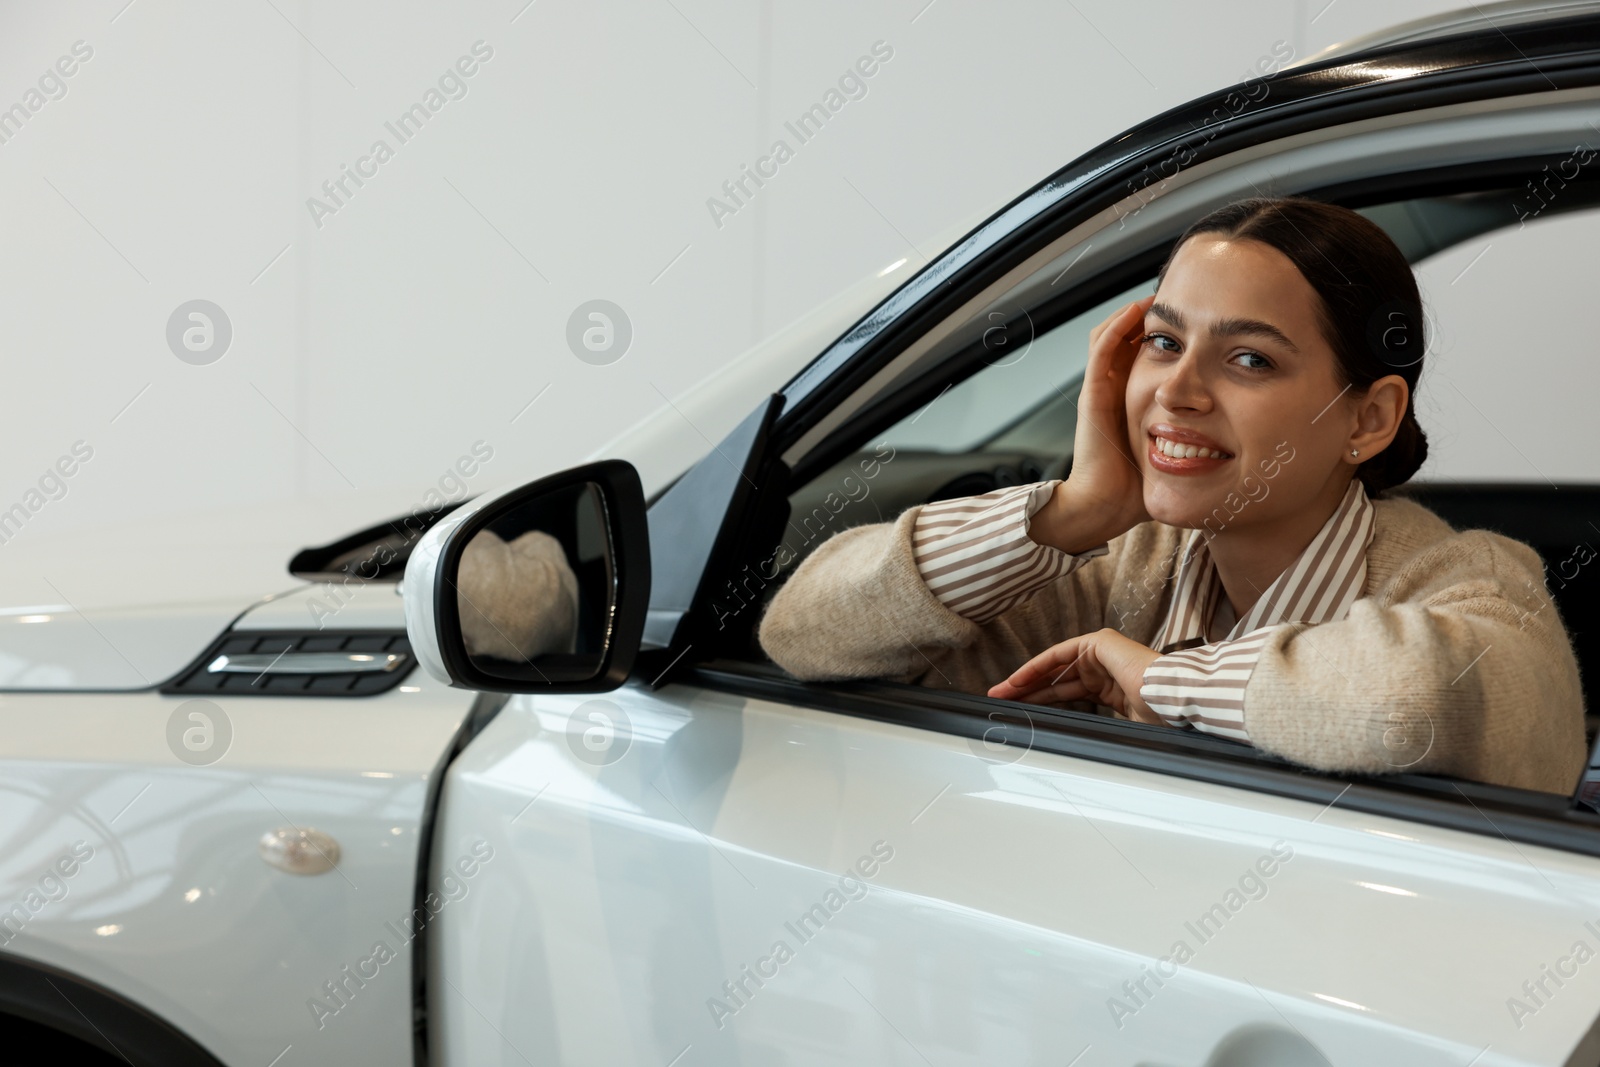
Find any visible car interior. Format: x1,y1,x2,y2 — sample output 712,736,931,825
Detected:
729,174,1600,805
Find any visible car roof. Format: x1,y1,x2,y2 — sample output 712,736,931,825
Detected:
1285,0,1600,70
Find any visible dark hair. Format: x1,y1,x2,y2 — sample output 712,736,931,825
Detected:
1154,195,1429,496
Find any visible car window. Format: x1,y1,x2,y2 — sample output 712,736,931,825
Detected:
746,177,1600,806
874,283,1152,457
875,196,1600,475
771,281,1155,581
774,188,1574,585
802,188,1600,505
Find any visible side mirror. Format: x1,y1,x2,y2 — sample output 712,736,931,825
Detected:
403,459,650,693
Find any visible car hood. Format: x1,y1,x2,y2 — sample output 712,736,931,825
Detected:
0,205,996,691
0,493,426,690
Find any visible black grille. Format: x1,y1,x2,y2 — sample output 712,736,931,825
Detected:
160,630,418,696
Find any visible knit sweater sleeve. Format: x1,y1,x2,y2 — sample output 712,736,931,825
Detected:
756,481,1123,690
1237,528,1587,796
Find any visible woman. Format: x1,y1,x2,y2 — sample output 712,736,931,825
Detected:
757,195,1587,796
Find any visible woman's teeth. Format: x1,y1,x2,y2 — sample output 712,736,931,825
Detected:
1154,435,1231,460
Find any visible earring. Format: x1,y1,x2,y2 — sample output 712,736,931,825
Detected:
1350,450,1359,457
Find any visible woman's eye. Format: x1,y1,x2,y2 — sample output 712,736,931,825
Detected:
1232,351,1273,371
1140,332,1178,353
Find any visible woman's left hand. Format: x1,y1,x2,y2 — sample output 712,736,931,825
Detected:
987,629,1168,725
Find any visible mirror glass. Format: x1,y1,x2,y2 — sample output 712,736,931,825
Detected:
452,481,613,684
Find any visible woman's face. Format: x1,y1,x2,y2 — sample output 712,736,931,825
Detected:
1124,234,1360,532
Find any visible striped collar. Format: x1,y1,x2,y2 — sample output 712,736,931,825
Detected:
1151,478,1377,653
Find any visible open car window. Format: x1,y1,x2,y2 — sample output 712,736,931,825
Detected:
719,170,1600,819
777,281,1152,579
872,285,1140,458
774,185,1600,627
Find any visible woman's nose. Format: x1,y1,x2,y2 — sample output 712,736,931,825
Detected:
1154,348,1213,413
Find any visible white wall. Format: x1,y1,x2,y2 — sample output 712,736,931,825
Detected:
0,0,1475,559
1411,206,1600,484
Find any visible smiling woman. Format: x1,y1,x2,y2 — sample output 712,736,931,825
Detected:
756,195,1588,796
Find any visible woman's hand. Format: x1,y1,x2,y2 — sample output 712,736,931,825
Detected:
1028,296,1156,555
987,628,1168,725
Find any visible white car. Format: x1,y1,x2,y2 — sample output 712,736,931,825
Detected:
6,4,1600,1065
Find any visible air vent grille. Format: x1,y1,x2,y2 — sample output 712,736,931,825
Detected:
161,630,417,696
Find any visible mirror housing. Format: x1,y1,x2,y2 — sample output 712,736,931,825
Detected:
403,459,650,694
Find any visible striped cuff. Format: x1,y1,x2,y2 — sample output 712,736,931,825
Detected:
911,479,1109,625
1138,626,1276,742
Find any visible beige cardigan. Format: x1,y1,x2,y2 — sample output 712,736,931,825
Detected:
756,493,1588,795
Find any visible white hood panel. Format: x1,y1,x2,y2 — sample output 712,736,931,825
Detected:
235,579,409,632
0,493,421,690
0,597,276,690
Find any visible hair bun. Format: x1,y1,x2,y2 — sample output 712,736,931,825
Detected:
1361,411,1430,496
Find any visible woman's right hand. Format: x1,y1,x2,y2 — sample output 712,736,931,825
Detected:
1028,295,1155,555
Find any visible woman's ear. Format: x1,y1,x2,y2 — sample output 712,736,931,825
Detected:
1348,374,1409,461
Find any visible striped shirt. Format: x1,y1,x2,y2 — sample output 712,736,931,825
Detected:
910,477,1377,742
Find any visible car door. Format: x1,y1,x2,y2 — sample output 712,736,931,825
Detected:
423,21,1600,1067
